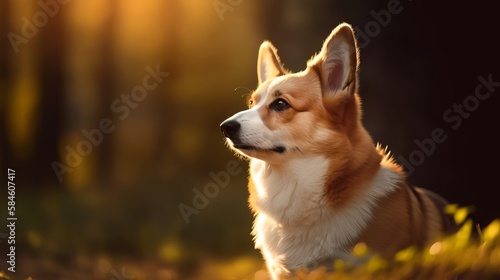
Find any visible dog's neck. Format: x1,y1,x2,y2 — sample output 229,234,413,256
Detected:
249,145,402,226
250,156,331,226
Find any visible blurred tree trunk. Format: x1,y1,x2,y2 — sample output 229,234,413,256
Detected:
62,0,119,189
108,0,180,188
156,0,180,182
0,1,10,172
0,1,10,84
37,0,65,185
4,1,43,186
98,0,118,187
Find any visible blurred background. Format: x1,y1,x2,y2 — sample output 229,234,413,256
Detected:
1,0,499,279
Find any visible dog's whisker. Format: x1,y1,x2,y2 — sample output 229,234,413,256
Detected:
295,146,305,157
234,86,253,98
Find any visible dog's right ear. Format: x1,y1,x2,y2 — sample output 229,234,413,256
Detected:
257,41,286,85
308,23,359,97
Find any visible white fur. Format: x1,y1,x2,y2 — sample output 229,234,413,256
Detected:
223,77,290,155
251,157,402,279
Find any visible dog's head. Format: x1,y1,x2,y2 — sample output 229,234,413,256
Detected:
221,23,363,164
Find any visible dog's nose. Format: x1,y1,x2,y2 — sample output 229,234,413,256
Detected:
220,120,241,139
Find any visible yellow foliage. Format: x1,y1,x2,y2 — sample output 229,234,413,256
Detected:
157,240,183,263
394,246,416,262
281,206,500,280
27,230,42,248
483,219,500,245
352,242,368,258
7,75,39,160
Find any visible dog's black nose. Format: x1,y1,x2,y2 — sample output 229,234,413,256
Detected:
220,120,241,139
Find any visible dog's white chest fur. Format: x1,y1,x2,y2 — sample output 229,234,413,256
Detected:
250,156,399,277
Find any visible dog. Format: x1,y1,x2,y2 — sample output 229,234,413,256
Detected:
220,22,455,279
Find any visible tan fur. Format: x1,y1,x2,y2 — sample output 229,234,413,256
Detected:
357,182,449,258
221,22,454,278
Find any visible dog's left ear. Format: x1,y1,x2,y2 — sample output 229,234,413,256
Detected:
257,41,287,85
309,23,359,97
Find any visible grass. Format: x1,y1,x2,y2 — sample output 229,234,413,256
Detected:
282,205,500,280
2,206,500,280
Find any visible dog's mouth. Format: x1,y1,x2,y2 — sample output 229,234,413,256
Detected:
233,144,286,154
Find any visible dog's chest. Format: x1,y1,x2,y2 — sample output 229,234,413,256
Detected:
250,158,401,271
251,157,341,270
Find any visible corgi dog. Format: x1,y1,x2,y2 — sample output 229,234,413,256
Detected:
220,23,455,279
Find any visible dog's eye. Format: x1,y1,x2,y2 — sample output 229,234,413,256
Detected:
270,98,290,111
248,99,254,107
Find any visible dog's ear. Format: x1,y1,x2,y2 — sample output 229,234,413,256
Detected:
309,23,359,97
257,41,286,85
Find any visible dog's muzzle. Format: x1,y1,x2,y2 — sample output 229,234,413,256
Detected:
220,119,286,154
220,120,241,143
